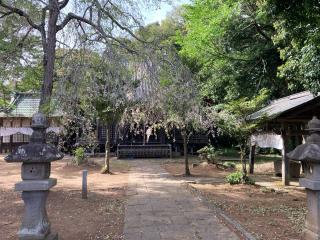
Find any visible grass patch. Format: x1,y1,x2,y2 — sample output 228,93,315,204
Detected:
217,148,281,163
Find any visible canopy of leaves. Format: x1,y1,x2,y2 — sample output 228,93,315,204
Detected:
177,0,286,103
0,1,42,106
211,88,269,143
262,0,320,94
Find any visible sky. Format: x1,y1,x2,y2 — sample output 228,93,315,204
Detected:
143,0,191,25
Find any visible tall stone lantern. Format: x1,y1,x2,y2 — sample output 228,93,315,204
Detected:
287,116,320,240
5,113,63,240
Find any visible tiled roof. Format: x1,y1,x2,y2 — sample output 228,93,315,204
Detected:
247,91,318,121
0,92,63,118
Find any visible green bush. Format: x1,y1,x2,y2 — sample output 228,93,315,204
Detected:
226,171,255,185
223,162,236,169
197,145,221,163
73,147,86,165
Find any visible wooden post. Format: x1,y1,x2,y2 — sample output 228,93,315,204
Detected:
281,132,289,186
249,144,256,174
0,136,3,154
82,170,88,199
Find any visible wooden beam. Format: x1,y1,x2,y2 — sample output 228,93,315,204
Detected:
276,118,311,123
281,127,290,186
249,144,256,174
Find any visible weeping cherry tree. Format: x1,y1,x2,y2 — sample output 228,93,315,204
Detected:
0,0,164,110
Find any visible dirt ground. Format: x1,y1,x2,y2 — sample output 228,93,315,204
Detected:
164,162,307,240
0,155,129,240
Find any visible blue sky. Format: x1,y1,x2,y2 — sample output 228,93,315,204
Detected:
143,0,190,24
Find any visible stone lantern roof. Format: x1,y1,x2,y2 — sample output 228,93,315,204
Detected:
287,116,320,163
5,112,63,163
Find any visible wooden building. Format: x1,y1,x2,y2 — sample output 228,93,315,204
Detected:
97,123,209,156
0,92,209,156
0,92,62,153
247,91,320,185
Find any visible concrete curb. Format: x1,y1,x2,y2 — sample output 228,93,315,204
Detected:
185,184,257,240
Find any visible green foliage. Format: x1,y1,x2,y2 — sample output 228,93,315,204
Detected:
197,145,221,163
73,147,86,165
226,171,255,185
223,162,236,169
262,0,320,93
212,88,269,145
178,0,285,103
208,88,269,175
0,2,42,94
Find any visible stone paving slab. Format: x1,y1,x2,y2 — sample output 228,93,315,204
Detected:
123,161,240,240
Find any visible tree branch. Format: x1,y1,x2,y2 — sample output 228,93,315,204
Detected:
0,0,41,31
58,0,69,10
93,0,147,43
17,27,33,48
253,21,272,42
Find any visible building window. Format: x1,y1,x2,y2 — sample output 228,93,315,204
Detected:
99,126,106,139
23,134,30,142
3,136,10,143
13,133,24,143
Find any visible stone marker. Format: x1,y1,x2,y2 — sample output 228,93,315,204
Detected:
82,170,88,199
5,112,63,240
287,116,320,240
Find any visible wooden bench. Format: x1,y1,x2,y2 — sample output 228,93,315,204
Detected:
117,144,172,159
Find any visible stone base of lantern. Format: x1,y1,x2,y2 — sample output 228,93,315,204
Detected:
19,232,58,240
301,188,320,240
44,233,58,240
16,179,57,240
304,229,320,240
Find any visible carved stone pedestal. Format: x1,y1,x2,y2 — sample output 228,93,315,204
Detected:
301,186,320,240
16,179,57,240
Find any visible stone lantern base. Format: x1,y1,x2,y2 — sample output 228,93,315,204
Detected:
303,188,320,240
16,179,58,240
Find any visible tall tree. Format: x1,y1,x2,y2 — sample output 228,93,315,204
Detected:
210,89,269,177
0,0,161,109
54,44,137,172
161,65,204,176
178,0,285,103
0,3,41,104
90,47,135,174
262,0,320,93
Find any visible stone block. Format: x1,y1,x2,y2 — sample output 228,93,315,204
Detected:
18,191,51,240
22,162,51,180
15,178,57,191
300,178,320,190
45,233,58,240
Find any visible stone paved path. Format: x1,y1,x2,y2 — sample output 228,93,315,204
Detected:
123,161,240,240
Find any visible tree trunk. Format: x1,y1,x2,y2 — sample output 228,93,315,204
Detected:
39,0,59,110
182,132,191,176
102,124,111,174
240,145,247,178
143,122,146,145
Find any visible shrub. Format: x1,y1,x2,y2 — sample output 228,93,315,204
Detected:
73,147,86,165
226,171,255,185
223,162,236,169
197,145,221,163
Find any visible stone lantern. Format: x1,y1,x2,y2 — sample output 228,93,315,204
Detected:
5,113,63,240
287,116,320,240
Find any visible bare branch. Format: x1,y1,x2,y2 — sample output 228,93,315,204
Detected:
0,10,12,18
0,0,41,31
108,1,141,28
17,27,33,48
93,0,146,43
58,0,69,10
36,0,48,6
